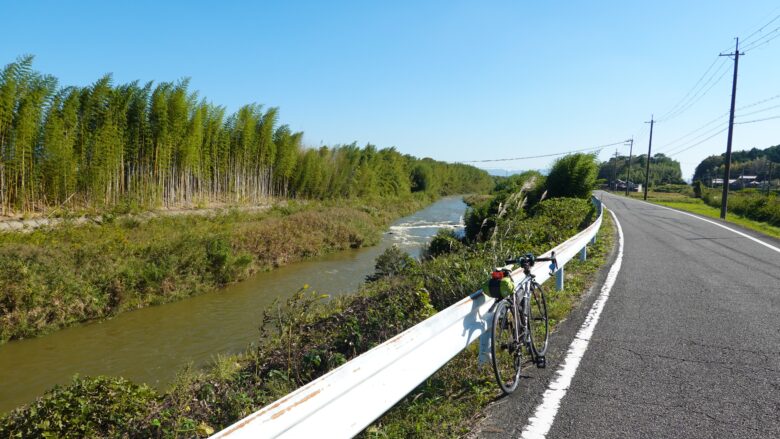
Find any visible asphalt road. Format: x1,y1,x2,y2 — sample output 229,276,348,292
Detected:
474,191,780,438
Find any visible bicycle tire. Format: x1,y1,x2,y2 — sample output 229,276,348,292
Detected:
491,300,521,394
528,282,549,357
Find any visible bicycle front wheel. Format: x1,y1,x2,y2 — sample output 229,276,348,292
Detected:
491,300,521,394
528,282,549,357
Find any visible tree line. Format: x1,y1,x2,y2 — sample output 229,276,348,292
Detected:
0,56,492,214
598,153,684,187
693,144,779,184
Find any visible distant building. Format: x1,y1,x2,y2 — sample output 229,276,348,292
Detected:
615,179,641,192
711,176,760,189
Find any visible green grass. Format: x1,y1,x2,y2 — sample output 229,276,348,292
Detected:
0,195,434,343
614,191,780,240
654,201,780,239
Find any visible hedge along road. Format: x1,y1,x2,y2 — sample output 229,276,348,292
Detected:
475,191,780,439
0,196,468,415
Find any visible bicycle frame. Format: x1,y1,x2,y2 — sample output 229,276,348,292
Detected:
504,272,537,361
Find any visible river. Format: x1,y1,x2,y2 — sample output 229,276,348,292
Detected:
0,196,467,414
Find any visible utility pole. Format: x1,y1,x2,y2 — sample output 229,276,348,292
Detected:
644,116,654,200
612,149,619,191
719,38,744,219
625,138,634,196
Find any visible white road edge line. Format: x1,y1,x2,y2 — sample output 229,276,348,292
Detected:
612,192,780,254
519,208,624,439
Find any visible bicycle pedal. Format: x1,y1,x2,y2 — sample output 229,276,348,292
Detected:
536,356,546,368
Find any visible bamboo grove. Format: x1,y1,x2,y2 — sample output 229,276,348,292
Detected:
0,56,492,214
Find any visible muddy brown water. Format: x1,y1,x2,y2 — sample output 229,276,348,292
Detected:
0,196,467,414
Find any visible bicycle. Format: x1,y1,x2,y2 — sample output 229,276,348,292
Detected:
489,252,557,394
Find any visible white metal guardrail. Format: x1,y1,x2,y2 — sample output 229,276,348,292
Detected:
212,198,604,438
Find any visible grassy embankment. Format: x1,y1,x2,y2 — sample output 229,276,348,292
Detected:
617,189,780,239
1,180,616,438
0,194,434,343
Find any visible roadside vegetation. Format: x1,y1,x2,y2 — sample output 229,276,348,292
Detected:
0,153,618,438
620,189,780,239
697,186,779,228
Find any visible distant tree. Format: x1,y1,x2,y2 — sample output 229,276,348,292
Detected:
410,163,433,192
693,144,780,184
599,153,684,187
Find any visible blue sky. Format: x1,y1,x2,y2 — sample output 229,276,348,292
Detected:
2,0,779,179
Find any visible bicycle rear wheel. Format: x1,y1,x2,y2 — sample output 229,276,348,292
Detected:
528,282,549,357
491,300,521,394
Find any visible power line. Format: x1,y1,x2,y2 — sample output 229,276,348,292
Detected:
656,56,722,122
667,127,729,157
659,9,780,126
735,114,780,125
742,27,780,52
735,92,780,112
657,60,731,123
740,8,780,48
656,92,780,153
736,102,780,118
662,122,729,155
723,6,780,51
461,140,627,163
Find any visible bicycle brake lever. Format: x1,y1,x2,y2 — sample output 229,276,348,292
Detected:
548,251,558,275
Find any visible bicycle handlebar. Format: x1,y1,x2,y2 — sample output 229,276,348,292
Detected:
505,251,558,274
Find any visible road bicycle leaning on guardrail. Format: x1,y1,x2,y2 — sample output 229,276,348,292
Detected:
483,252,558,394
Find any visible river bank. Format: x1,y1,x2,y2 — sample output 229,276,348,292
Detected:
0,201,283,233
0,196,468,415
0,194,437,343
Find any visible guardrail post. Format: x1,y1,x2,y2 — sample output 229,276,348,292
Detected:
478,323,492,366
579,246,587,261
555,266,564,291
591,197,601,246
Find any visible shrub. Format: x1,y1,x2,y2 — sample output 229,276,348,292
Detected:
367,246,420,281
654,183,692,194
693,180,703,198
698,188,780,226
0,376,159,438
545,153,599,199
425,229,465,258
463,172,543,243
